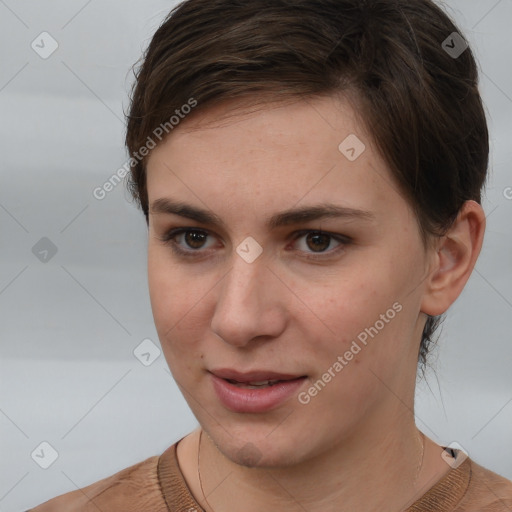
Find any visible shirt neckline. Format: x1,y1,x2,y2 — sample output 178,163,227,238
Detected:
157,440,471,512
405,448,471,511
158,439,205,512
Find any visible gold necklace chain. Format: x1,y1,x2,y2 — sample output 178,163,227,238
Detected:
198,428,216,512
415,430,426,485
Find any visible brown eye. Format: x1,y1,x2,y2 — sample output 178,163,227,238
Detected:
305,232,331,253
291,230,350,260
158,228,216,257
184,230,208,249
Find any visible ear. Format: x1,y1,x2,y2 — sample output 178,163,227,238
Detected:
421,200,486,317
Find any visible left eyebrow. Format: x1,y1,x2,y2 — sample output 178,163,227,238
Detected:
266,204,376,229
149,198,376,230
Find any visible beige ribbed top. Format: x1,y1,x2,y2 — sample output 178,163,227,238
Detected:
157,443,512,512
28,441,512,511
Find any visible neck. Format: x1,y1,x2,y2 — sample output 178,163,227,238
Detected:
192,416,445,512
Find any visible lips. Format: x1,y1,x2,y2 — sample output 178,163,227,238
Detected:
209,369,308,413
209,368,306,384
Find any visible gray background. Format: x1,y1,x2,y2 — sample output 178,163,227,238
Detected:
0,1,511,510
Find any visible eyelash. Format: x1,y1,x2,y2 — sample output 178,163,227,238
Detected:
157,227,351,261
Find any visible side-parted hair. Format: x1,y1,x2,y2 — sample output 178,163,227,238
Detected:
125,0,489,375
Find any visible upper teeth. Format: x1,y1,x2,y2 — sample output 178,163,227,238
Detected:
229,379,280,386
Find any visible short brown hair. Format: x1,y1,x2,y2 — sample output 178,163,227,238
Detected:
125,0,489,375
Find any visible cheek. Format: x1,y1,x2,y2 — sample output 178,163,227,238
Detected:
295,286,412,419
308,272,391,338
148,249,194,342
299,262,413,371
147,247,215,371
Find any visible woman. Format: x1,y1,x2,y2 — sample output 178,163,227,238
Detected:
28,0,512,510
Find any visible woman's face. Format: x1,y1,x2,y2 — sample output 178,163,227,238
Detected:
146,95,434,467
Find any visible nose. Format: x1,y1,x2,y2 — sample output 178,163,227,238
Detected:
210,250,287,348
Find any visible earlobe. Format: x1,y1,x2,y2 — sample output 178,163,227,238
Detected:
420,200,486,317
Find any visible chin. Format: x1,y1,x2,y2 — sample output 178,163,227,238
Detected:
210,428,308,469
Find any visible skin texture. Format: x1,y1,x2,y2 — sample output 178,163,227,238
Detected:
145,95,486,512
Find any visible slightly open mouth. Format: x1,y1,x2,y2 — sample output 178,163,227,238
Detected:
225,377,306,389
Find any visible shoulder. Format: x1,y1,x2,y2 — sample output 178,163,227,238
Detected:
455,458,512,512
27,453,170,512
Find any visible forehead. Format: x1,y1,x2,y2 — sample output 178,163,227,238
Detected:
145,95,409,227
156,95,366,159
